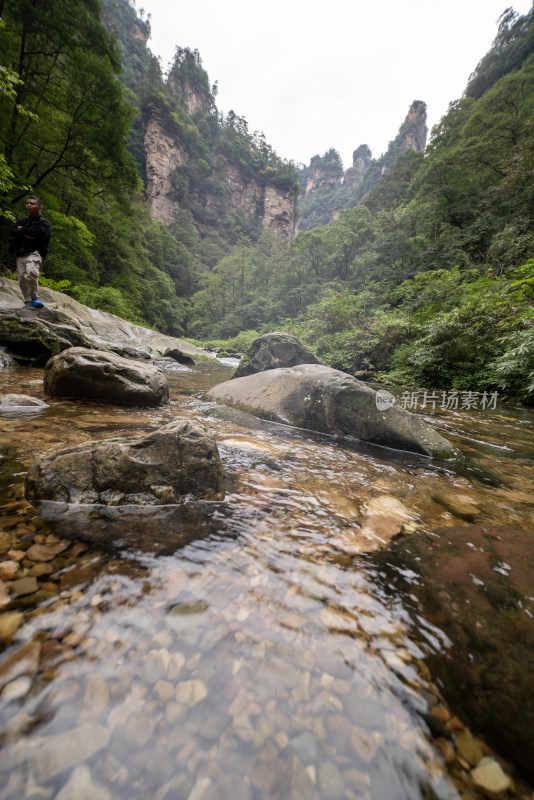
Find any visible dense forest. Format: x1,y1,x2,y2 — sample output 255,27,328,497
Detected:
0,0,297,335
0,1,533,400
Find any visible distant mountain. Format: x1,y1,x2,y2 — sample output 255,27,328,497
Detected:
297,101,427,231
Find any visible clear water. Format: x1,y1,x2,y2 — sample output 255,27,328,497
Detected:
0,363,533,800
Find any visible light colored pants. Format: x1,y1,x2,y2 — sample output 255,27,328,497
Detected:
16,250,41,303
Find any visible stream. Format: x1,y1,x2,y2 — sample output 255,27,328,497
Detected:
0,360,533,800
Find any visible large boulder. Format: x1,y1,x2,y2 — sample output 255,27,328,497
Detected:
372,525,534,781
208,363,460,460
163,347,195,365
0,278,212,362
232,332,323,379
44,347,169,406
0,308,93,365
25,418,225,506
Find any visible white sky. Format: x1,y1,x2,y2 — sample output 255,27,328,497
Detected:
139,0,533,169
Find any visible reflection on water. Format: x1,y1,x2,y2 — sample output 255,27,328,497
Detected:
0,363,533,799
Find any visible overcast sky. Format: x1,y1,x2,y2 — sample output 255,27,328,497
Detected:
139,0,533,169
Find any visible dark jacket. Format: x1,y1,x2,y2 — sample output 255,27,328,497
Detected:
9,215,51,260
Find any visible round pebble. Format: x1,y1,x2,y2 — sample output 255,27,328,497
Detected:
10,576,38,596
471,757,512,796
26,544,57,563
2,675,32,701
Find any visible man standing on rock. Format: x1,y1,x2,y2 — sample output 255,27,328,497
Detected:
9,196,51,309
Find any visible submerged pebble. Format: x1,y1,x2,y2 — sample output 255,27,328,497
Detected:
471,757,512,796
0,364,532,800
1,675,32,701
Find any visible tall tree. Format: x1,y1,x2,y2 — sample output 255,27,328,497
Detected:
0,0,139,208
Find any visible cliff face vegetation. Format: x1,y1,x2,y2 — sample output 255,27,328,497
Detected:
141,50,298,243
101,1,298,243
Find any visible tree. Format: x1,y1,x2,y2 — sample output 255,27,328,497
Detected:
326,207,375,282
465,6,534,100
0,0,139,208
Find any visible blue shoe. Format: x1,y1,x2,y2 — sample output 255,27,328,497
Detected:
30,298,44,308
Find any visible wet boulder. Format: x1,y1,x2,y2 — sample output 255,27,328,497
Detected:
0,278,213,362
373,525,534,781
164,347,195,365
232,332,323,379
0,347,15,368
44,347,169,406
0,307,94,365
0,394,48,414
208,363,460,460
25,418,225,506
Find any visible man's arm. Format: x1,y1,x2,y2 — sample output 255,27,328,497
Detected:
17,218,50,238
9,218,23,236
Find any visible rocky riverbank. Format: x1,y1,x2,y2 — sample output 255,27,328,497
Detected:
0,318,533,799
0,277,211,364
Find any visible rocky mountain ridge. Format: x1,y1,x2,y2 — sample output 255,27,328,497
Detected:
143,97,297,241
298,101,428,230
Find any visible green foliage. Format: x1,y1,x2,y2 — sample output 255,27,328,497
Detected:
465,7,534,100
43,211,98,285
189,329,261,356
39,276,72,292
0,0,140,205
280,286,407,375
168,47,212,107
5,268,71,293
0,153,17,220
387,263,534,399
70,284,142,322
0,19,32,219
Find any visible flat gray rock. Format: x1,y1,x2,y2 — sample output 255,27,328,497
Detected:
208,364,460,460
0,394,48,410
0,277,212,363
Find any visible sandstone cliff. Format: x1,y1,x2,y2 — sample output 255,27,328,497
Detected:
390,100,427,159
263,182,297,239
143,101,297,240
344,144,373,192
104,4,298,244
143,104,188,223
140,46,297,241
304,149,344,194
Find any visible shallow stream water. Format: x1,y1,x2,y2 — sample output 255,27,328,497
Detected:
0,361,533,800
